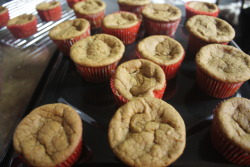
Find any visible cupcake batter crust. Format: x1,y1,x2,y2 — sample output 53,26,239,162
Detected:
0,6,7,14
118,0,151,6
187,1,218,12
13,103,82,166
73,0,106,15
70,34,125,67
137,35,184,65
186,15,235,43
49,18,90,40
196,44,250,82
114,59,166,100
36,1,60,10
109,97,186,167
142,3,181,22
7,14,36,26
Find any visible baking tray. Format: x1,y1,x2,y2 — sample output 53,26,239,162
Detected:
3,0,250,167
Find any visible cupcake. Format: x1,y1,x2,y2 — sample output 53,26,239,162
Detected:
0,6,9,28
74,0,106,29
211,97,250,165
13,103,83,167
141,3,181,37
108,97,186,167
185,15,235,56
137,35,185,80
67,0,85,8
36,1,62,22
195,44,250,98
70,34,125,83
102,11,141,45
7,14,37,38
49,18,90,56
118,0,151,14
185,1,219,19
111,59,166,106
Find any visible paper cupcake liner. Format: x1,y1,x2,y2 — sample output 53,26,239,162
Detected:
211,120,250,165
118,4,146,14
196,66,244,98
185,1,219,20
7,18,37,38
52,26,90,56
76,61,120,83
75,10,105,29
143,18,180,37
0,10,9,27
102,11,141,45
37,5,62,21
67,0,86,8
136,51,185,80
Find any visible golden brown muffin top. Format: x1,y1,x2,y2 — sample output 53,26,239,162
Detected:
137,35,185,65
142,3,181,22
70,34,125,67
13,103,82,167
187,1,218,13
73,0,106,15
49,18,90,40
114,59,166,100
36,1,60,10
186,15,235,43
214,97,250,152
0,6,8,14
103,12,140,29
108,97,186,167
7,14,36,26
118,0,151,6
196,44,250,82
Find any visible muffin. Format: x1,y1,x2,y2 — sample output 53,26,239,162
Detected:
111,59,166,106
70,34,125,83
185,1,219,19
195,44,250,98
211,97,250,165
13,103,83,167
49,18,90,56
141,3,181,36
185,15,235,55
108,97,186,167
7,14,37,38
102,11,141,45
137,35,185,80
36,1,62,21
67,0,85,8
0,6,9,27
118,0,151,14
74,0,106,29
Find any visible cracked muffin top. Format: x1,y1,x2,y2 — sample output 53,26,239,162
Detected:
70,34,125,67
13,103,82,166
137,35,185,65
108,97,186,167
36,1,60,10
7,14,36,26
142,3,181,22
196,44,250,82
114,59,166,100
49,18,90,40
73,0,106,15
186,15,235,43
118,0,151,6
103,11,140,29
213,97,250,152
0,6,8,14
186,1,218,13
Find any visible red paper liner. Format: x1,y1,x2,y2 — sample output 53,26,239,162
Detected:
0,9,9,27
101,11,141,45
7,17,37,38
185,1,219,20
136,51,185,80
211,120,250,165
37,5,62,21
187,35,228,56
75,10,105,29
110,76,166,106
52,26,90,56
67,0,86,8
75,61,120,83
118,4,146,14
143,18,180,37
196,66,244,98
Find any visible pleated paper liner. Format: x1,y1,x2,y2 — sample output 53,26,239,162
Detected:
37,5,62,22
